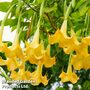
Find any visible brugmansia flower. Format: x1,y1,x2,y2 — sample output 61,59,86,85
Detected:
71,54,90,70
6,58,20,71
25,29,55,86
59,63,79,84
71,41,90,70
26,41,45,64
27,43,56,67
29,61,48,86
0,30,25,72
43,45,56,68
25,29,56,67
74,43,88,56
25,29,41,61
0,57,21,71
0,27,9,53
6,33,25,60
49,20,68,46
10,64,31,80
63,29,80,54
49,20,79,54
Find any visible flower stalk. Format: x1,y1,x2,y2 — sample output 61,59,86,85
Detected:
0,4,15,42
0,67,10,81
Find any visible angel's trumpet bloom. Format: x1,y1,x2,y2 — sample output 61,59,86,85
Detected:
74,43,88,56
10,66,31,80
0,27,9,53
27,41,45,64
49,20,67,47
49,20,79,54
6,58,19,71
0,57,19,71
25,29,41,61
63,29,80,54
4,32,25,61
71,54,90,70
26,29,39,49
0,5,14,53
26,43,56,67
29,61,48,86
59,63,79,84
43,45,56,68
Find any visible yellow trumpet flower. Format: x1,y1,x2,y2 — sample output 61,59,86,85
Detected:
71,54,90,70
0,57,20,71
6,58,20,71
26,43,55,67
25,28,56,67
26,41,45,64
49,20,79,54
10,61,31,80
59,63,79,84
70,41,90,70
25,29,41,61
43,45,56,68
75,43,88,56
49,20,68,46
26,28,40,49
29,61,48,86
11,44,25,60
63,29,80,54
10,68,31,80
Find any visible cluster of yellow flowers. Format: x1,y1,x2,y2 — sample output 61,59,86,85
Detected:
0,27,56,86
0,18,90,85
49,19,90,84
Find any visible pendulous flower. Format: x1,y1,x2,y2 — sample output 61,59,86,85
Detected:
59,63,79,84
29,61,48,86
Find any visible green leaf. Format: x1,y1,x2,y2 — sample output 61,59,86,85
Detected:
37,0,43,3
71,11,80,19
82,81,90,90
79,3,88,16
11,25,16,31
75,0,86,10
19,31,27,42
0,2,11,12
44,3,57,13
23,9,34,19
0,19,18,27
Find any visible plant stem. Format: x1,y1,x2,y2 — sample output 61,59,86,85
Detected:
13,12,22,47
0,4,15,42
67,52,73,73
37,0,45,31
0,67,10,81
65,2,72,20
64,0,67,17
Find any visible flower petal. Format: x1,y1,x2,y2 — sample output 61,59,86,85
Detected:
71,55,83,70
49,29,61,44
